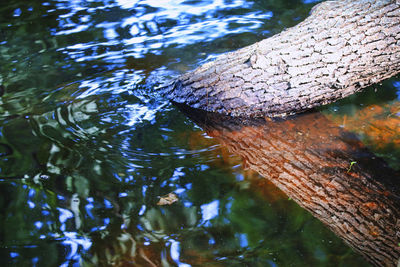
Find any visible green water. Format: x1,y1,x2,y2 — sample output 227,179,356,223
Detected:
1,0,398,266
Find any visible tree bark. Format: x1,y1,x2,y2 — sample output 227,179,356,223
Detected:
164,0,400,117
176,103,400,266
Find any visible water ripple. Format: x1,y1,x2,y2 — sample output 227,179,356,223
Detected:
54,0,273,62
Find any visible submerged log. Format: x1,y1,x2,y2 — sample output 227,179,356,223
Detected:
176,103,400,266
164,0,400,117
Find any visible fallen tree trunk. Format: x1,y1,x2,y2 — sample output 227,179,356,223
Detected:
164,0,400,117
176,103,400,266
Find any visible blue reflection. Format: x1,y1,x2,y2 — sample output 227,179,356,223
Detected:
58,207,74,223
54,0,274,62
171,240,180,261
104,199,113,208
236,173,245,181
119,192,128,197
56,25,90,36
28,201,35,209
238,233,248,247
225,200,232,213
61,232,92,260
28,188,35,197
10,252,19,258
183,201,192,207
34,221,43,229
200,164,209,171
85,202,94,219
174,188,185,194
104,27,118,39
13,8,22,17
267,260,278,267
115,0,136,9
170,240,191,267
123,103,159,126
142,185,148,196
201,200,219,221
171,167,185,181
394,81,400,100
42,210,50,216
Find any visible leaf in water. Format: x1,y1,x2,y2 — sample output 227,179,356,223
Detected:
347,161,357,173
157,192,178,206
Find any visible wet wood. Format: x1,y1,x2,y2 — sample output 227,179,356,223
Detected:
176,103,400,266
164,0,400,117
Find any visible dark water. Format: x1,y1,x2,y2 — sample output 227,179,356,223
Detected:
0,0,399,266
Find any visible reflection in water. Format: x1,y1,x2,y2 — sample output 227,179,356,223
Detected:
325,102,400,170
57,0,272,58
0,0,398,266
178,103,400,266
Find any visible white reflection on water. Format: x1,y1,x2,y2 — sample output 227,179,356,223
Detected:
123,103,161,126
55,0,273,61
201,199,219,221
170,239,191,267
60,232,92,264
118,0,273,56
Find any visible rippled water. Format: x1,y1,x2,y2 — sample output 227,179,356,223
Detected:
1,0,399,266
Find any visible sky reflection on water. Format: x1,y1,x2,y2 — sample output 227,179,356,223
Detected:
1,0,399,266
54,0,274,63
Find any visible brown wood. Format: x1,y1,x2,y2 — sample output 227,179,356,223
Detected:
164,0,400,117
176,103,400,266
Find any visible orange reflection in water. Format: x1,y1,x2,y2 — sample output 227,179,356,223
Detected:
326,102,400,150
177,100,400,266
184,128,288,203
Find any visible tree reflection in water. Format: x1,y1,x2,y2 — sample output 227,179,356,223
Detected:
177,101,400,267
1,0,397,266
0,95,370,266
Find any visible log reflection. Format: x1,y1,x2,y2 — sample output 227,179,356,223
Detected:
176,103,400,267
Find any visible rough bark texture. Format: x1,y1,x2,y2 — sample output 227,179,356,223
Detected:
164,0,400,117
176,103,400,266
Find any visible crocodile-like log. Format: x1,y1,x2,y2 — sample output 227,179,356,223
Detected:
164,0,400,117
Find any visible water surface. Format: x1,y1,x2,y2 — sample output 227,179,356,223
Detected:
1,0,399,266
